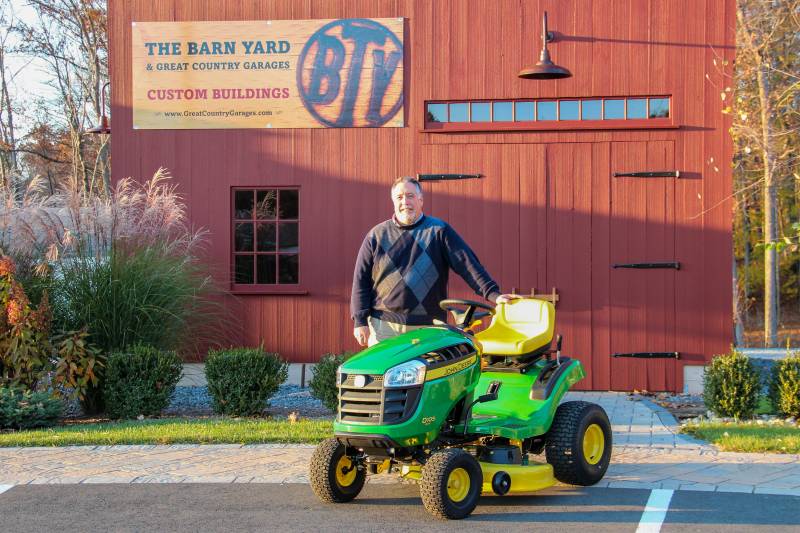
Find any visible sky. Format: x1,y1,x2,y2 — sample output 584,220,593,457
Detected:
5,0,58,134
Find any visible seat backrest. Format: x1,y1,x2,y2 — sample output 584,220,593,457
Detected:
493,298,554,340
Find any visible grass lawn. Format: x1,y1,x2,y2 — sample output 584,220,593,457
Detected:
0,417,334,447
681,421,800,454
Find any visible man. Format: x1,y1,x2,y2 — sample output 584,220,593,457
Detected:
351,176,516,347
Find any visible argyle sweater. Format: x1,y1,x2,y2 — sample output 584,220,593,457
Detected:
350,215,500,327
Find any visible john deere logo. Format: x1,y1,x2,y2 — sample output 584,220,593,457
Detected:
297,18,403,127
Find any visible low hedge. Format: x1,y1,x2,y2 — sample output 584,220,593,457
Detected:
770,353,800,418
309,352,351,413
205,347,288,416
103,345,183,419
0,387,62,429
703,349,760,420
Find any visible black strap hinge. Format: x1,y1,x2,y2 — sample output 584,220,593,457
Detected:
613,262,680,270
613,171,680,178
613,352,680,359
416,173,483,181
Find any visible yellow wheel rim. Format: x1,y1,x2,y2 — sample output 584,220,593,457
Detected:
446,467,471,502
583,423,605,465
335,456,357,487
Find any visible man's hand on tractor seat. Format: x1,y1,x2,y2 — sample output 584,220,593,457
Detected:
495,294,521,304
354,326,369,346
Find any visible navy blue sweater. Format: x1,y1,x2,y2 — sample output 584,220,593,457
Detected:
350,215,500,327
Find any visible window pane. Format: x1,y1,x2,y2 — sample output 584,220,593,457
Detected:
537,101,557,120
279,254,299,284
426,103,448,123
234,190,253,219
235,223,253,251
582,99,602,120
278,222,299,252
493,102,513,121
559,101,579,120
256,222,276,252
515,101,535,121
627,98,647,119
234,255,254,284
256,190,276,219
279,189,299,219
470,102,491,122
649,98,670,118
604,99,624,119
449,103,468,122
256,255,276,284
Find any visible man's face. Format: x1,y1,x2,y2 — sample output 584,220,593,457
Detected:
392,182,424,225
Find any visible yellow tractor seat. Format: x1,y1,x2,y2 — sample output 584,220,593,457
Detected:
475,298,555,356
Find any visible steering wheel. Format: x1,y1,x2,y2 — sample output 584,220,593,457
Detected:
439,299,496,330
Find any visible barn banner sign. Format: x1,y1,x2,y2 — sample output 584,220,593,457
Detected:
131,18,404,129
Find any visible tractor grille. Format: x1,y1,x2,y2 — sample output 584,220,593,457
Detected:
338,374,421,425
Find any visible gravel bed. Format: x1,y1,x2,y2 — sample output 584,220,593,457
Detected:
163,385,333,418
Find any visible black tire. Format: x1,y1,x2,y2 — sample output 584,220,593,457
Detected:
420,448,482,520
545,401,612,485
309,437,366,503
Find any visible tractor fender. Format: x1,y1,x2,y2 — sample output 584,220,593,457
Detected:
529,357,584,401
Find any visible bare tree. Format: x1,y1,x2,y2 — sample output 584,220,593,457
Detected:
0,1,19,191
15,0,108,193
733,0,800,347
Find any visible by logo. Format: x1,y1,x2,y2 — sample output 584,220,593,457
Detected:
297,19,403,127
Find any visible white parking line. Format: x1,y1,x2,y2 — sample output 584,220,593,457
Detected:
0,484,13,495
636,489,674,533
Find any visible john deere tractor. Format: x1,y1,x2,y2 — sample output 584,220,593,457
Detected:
309,298,611,520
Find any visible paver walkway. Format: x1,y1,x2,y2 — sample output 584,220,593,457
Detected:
1,392,799,496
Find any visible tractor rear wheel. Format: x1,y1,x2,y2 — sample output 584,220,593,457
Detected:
309,437,366,503
545,401,612,485
420,448,482,520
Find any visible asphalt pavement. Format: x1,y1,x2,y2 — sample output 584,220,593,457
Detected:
0,483,798,532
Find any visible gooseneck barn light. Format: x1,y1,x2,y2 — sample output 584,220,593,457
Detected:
518,11,572,80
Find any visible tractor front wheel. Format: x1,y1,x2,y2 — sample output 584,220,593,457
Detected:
545,401,612,485
420,448,482,520
309,437,366,503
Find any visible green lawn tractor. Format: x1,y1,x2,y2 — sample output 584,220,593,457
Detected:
309,298,612,520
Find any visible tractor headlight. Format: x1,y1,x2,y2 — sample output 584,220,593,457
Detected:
384,360,426,388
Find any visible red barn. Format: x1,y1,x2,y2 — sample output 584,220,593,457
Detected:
109,0,735,392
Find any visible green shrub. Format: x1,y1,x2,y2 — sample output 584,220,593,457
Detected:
769,353,800,418
703,350,760,419
309,352,351,413
0,387,62,429
103,345,183,419
205,347,288,416
0,255,53,390
52,329,104,402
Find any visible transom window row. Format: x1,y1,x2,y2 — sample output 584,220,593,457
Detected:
426,97,670,124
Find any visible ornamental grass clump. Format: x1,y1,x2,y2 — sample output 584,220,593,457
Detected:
103,345,183,419
309,352,352,413
205,347,288,416
769,353,800,419
703,349,760,420
0,169,231,356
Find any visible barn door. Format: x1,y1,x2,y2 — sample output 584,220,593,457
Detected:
608,141,678,391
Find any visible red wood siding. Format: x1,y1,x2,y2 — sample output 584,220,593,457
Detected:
109,0,735,391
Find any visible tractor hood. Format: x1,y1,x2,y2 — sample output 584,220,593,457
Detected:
341,326,475,375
